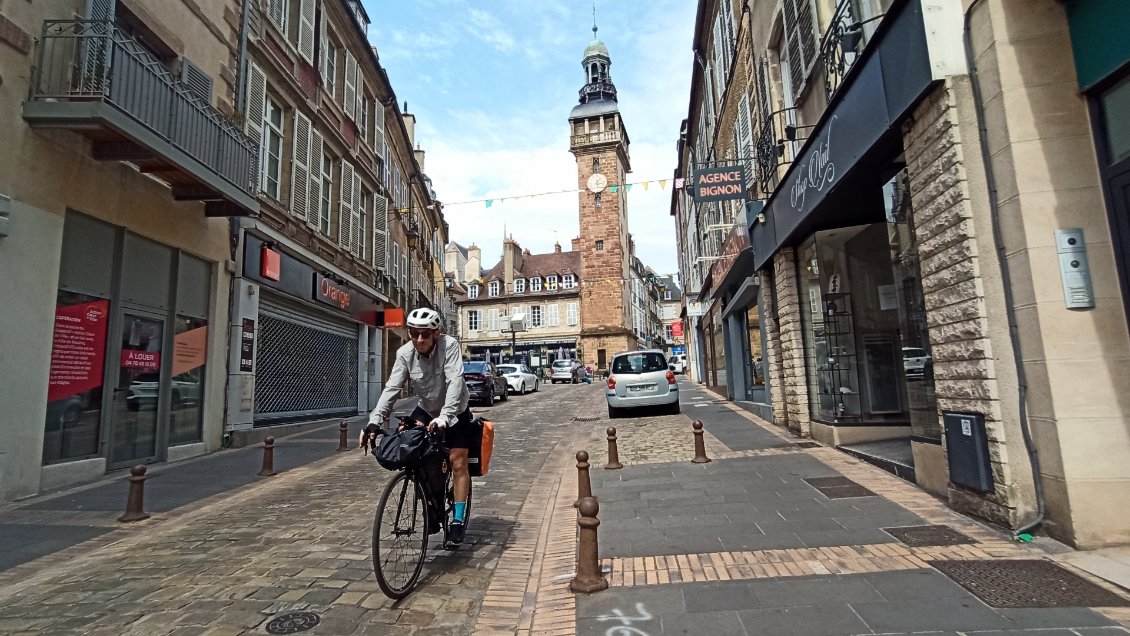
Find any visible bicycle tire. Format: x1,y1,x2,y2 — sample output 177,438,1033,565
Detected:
372,471,429,599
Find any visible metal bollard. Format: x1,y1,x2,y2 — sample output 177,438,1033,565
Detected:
258,436,277,477
574,450,592,508
336,421,349,452
692,420,712,464
605,427,623,470
117,465,151,523
569,497,609,594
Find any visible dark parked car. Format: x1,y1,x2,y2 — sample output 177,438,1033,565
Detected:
463,361,509,405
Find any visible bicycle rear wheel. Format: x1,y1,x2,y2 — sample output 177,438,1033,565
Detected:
373,471,429,598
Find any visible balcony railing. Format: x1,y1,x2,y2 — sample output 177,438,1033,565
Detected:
753,107,807,199
820,0,882,101
24,21,257,215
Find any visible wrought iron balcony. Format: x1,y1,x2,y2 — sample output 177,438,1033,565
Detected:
820,0,883,101
23,21,258,216
753,107,807,198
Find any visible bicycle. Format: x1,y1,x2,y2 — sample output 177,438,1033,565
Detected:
371,416,474,599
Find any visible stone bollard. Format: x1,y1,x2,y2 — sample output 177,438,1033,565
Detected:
692,420,712,464
258,436,277,477
605,427,623,470
570,497,609,594
574,450,592,508
336,421,350,452
117,465,151,523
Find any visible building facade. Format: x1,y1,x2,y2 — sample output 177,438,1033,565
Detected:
657,276,686,360
673,0,1130,548
456,241,583,373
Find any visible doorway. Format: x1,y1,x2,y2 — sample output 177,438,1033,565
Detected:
108,311,165,468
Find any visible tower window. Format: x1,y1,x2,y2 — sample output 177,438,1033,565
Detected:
592,157,599,171
594,193,602,208
596,240,604,251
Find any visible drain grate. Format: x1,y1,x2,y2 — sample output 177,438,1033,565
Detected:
883,524,977,547
265,611,321,634
929,559,1130,608
573,416,600,422
802,476,876,499
794,442,821,448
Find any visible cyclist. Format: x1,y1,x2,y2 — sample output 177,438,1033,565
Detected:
360,307,473,546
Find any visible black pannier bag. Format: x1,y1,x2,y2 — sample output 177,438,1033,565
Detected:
374,426,434,471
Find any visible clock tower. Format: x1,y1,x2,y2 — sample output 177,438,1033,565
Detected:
569,25,635,371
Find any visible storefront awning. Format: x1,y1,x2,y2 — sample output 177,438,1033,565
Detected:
751,0,953,271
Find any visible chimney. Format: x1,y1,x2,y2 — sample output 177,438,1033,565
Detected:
502,236,523,292
571,237,581,251
554,242,562,253
414,144,425,172
401,101,416,148
464,243,482,281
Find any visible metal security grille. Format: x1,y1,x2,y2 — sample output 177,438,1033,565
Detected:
255,301,357,419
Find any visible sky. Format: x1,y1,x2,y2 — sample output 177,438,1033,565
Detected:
361,0,696,280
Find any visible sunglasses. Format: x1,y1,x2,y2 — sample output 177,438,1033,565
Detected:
408,329,435,340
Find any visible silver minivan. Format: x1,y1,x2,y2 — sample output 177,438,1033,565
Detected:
605,349,680,418
550,359,582,384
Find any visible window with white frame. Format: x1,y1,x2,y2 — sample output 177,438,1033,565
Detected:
488,281,500,297
547,303,559,326
531,305,543,327
468,310,481,332
666,324,674,341
530,277,542,292
468,284,479,299
262,96,284,199
514,278,525,294
664,290,672,300
324,39,337,97
566,302,578,325
563,274,576,289
319,154,333,234
488,309,500,331
546,275,558,291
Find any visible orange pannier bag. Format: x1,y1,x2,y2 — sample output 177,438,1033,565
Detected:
468,418,495,477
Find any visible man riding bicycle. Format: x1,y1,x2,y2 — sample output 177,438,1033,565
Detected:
360,307,473,546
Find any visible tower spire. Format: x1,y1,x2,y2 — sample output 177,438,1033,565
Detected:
592,2,597,37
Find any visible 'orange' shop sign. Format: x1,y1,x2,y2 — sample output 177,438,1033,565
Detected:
314,274,352,310
382,308,405,327
260,246,281,281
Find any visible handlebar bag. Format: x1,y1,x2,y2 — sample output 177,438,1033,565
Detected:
375,426,433,471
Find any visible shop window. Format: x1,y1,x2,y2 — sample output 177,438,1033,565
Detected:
747,303,765,389
43,290,110,464
170,316,207,445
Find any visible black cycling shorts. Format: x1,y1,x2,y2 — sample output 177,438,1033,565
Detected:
409,405,475,450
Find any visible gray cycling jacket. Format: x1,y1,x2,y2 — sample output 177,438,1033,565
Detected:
368,334,469,426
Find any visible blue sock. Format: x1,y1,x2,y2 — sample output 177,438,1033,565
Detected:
454,501,466,523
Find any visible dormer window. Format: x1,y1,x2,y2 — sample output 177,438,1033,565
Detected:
468,284,479,299
514,278,525,294
664,290,672,300
530,277,542,292
563,274,576,289
547,275,558,291
488,281,500,297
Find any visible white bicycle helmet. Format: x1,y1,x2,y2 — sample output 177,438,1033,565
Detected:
406,307,442,330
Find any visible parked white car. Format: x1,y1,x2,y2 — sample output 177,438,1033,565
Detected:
669,354,686,374
606,349,680,418
496,364,540,394
902,347,931,378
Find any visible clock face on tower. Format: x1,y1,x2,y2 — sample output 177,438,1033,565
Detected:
586,172,608,193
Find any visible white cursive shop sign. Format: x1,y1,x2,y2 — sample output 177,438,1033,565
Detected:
789,115,838,213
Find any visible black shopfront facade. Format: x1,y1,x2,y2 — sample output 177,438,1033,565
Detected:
751,0,945,445
241,232,383,426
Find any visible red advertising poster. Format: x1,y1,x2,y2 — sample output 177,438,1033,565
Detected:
172,326,208,376
121,349,161,370
671,320,684,338
47,300,110,402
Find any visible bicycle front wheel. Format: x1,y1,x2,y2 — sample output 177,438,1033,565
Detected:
373,471,429,599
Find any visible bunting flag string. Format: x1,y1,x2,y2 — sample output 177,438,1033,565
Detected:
388,177,688,213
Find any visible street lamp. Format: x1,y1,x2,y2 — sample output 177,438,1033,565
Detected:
405,215,420,311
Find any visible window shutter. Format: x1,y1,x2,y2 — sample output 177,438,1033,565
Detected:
372,194,388,270
306,129,323,230
297,0,316,63
319,11,329,82
783,0,818,100
268,0,287,32
373,102,385,158
351,171,362,255
343,52,357,121
401,253,408,291
291,111,311,222
704,67,714,140
355,67,364,129
244,63,267,190
712,15,725,90
392,243,400,288
738,92,755,190
755,55,772,122
339,160,355,247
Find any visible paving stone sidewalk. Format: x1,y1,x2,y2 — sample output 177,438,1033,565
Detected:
568,384,1130,636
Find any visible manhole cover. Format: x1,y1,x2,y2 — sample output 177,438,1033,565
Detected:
883,524,977,547
794,442,821,448
929,560,1130,608
573,416,600,422
265,611,321,634
803,476,876,499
